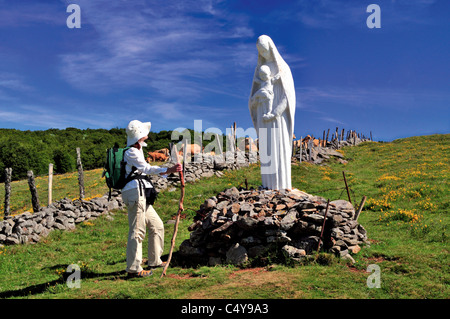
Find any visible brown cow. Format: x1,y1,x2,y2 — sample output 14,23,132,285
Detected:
178,143,202,157
237,137,258,152
155,148,169,156
147,152,169,162
292,135,322,149
302,135,320,147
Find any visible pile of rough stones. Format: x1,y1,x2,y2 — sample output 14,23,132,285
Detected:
178,186,368,266
0,194,123,246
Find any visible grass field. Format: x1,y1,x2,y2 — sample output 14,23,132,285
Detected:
0,134,448,299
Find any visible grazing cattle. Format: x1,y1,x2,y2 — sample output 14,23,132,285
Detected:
155,148,169,156
292,135,322,149
237,137,258,152
178,143,202,157
147,152,169,162
293,139,302,148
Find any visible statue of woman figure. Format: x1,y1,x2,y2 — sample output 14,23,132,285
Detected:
249,35,296,190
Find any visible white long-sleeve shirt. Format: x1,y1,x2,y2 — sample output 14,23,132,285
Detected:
122,147,168,192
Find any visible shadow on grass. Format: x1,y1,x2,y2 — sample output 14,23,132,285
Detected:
0,269,127,299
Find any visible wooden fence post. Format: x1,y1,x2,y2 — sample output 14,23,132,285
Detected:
48,163,53,205
342,171,352,204
308,139,312,161
4,167,12,216
326,129,330,143
299,136,302,163
76,147,85,200
322,130,325,147
27,170,40,213
354,196,367,221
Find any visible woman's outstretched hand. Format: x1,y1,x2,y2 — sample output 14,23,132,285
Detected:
161,163,182,175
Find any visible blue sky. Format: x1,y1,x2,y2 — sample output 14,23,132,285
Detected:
0,0,448,141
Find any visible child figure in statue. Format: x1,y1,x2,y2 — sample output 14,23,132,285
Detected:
250,64,281,121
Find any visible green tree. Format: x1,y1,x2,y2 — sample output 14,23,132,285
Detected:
53,149,75,174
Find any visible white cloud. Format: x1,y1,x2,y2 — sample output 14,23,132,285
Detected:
320,116,345,125
0,73,34,92
58,0,256,99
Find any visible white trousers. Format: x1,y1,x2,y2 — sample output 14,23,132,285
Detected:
122,188,164,273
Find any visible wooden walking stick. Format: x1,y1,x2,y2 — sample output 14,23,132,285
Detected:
161,144,185,278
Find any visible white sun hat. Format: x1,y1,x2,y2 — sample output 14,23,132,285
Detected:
126,120,151,146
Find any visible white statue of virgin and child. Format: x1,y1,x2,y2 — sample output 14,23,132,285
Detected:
249,35,296,191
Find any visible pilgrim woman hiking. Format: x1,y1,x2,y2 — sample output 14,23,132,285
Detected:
122,120,182,278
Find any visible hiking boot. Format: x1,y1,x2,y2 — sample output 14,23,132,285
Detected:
148,261,167,269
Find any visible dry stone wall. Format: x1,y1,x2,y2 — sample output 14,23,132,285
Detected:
294,136,370,165
0,193,123,246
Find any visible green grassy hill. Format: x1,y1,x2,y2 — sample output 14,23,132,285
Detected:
0,134,448,299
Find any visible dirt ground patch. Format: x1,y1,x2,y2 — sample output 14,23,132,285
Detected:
228,267,267,278
186,268,305,299
166,273,207,280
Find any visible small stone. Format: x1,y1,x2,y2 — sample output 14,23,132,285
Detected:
302,213,324,224
53,222,66,230
224,187,240,198
339,249,349,257
282,245,306,258
216,200,229,210
348,245,361,254
335,240,348,249
330,245,341,254
240,203,254,214
226,243,248,265
204,199,216,209
347,220,359,229
341,225,351,233
280,210,297,231
236,216,258,230
341,253,355,264
5,236,20,245
267,234,291,243
231,203,241,214
331,214,343,227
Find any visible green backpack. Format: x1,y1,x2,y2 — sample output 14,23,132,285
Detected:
103,144,130,199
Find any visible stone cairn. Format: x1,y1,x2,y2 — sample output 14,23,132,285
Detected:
178,187,368,266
